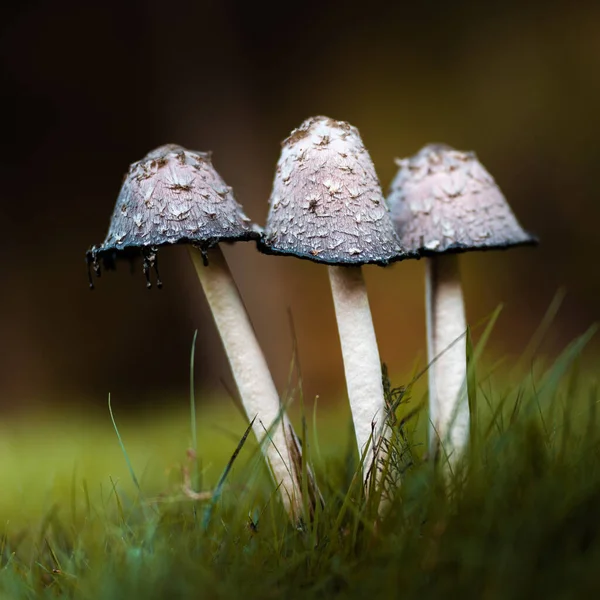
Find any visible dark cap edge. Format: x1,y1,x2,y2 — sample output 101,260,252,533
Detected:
415,233,539,258
256,238,420,267
87,230,261,269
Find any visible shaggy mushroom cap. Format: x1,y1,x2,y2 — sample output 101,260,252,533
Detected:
87,144,260,276
259,116,413,266
387,143,537,256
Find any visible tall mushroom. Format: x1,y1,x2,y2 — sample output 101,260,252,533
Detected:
87,144,314,521
258,117,415,485
387,144,537,466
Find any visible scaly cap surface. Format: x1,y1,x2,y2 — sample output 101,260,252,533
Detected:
387,143,537,256
259,117,413,265
87,144,259,287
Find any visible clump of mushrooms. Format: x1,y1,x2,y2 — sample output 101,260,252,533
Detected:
258,116,416,485
87,144,320,522
387,143,537,467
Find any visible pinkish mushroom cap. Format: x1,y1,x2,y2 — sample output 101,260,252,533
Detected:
86,144,260,287
259,116,415,266
387,144,537,256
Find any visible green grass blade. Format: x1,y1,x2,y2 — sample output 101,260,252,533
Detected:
203,417,256,530
108,394,143,497
312,395,323,467
515,288,566,375
189,329,199,492
472,304,503,363
585,382,599,445
535,324,598,411
466,326,479,456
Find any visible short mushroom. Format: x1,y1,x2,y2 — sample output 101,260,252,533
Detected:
387,143,537,466
87,144,314,521
258,117,415,484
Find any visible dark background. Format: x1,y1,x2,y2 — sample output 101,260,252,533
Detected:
2,0,599,412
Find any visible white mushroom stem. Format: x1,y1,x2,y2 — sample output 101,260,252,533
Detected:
425,253,469,467
328,265,389,486
188,245,304,521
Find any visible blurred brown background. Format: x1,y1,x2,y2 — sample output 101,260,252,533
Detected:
1,0,599,413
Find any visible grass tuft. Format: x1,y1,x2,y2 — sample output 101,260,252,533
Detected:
1,324,600,598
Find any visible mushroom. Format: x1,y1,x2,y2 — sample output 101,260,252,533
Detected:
386,143,537,466
87,144,314,521
258,117,415,485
